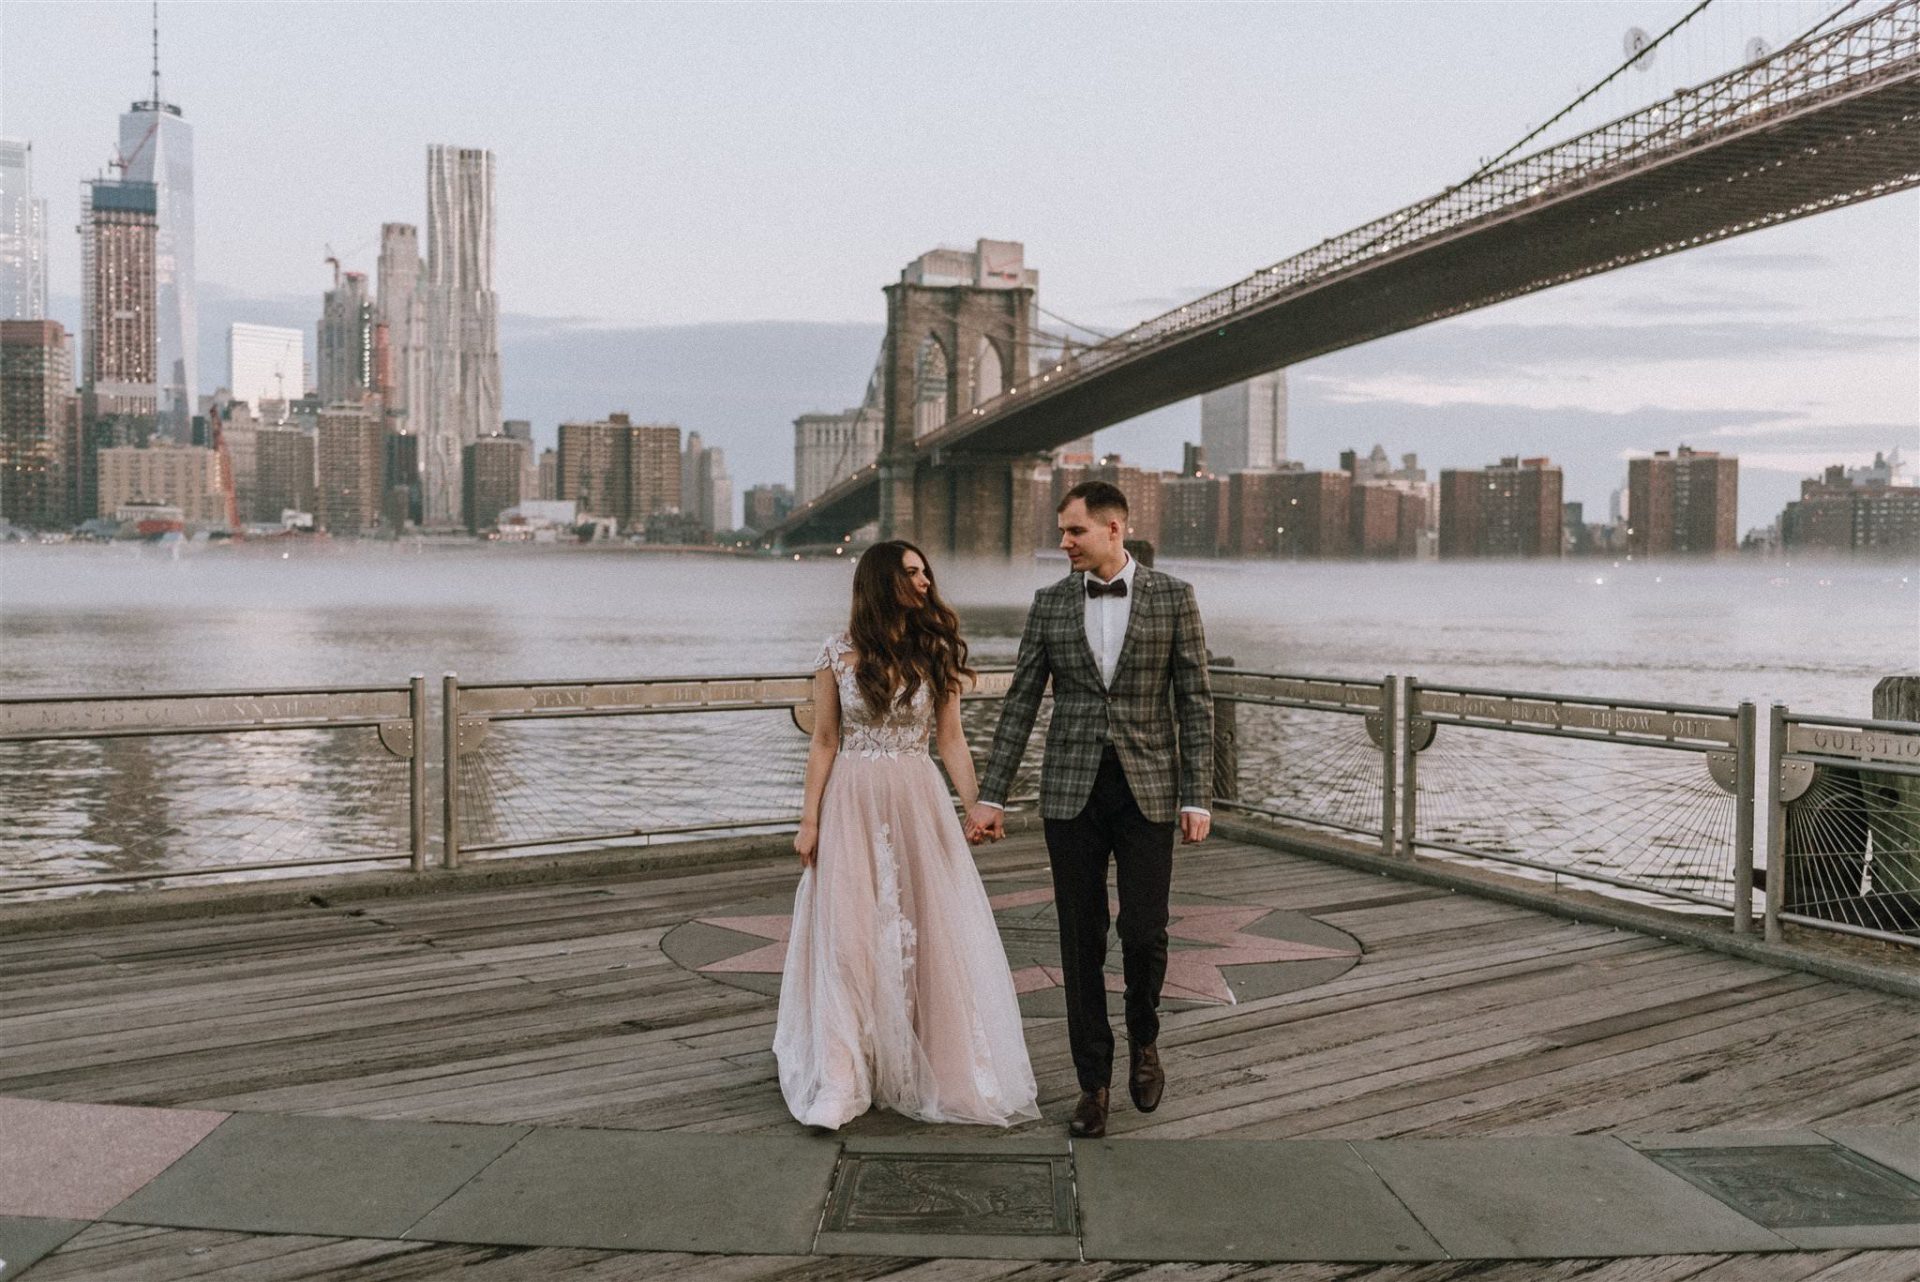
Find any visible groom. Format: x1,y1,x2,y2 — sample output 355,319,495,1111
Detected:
968,480,1213,1138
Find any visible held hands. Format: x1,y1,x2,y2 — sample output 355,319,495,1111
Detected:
1180,811,1211,845
793,820,819,868
964,802,1006,846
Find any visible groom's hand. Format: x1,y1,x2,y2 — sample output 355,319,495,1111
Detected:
966,803,1005,843
1180,811,1211,845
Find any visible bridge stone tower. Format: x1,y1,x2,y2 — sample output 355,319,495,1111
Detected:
879,240,1043,558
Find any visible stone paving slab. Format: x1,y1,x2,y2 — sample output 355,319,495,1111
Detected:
0,1098,227,1220
1353,1136,1791,1259
1076,1138,1447,1262
105,1113,527,1239
405,1127,840,1255
19,1087,1920,1267
0,1216,86,1280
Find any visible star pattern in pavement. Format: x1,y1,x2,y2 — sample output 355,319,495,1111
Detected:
695,887,1357,1007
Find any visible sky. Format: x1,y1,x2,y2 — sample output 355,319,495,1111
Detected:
3,0,1914,530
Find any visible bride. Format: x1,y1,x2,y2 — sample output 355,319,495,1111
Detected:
774,540,1039,1129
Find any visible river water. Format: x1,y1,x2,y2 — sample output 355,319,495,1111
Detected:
1,542,1914,893
3,542,1914,706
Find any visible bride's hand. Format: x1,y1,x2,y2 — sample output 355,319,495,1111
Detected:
794,821,819,868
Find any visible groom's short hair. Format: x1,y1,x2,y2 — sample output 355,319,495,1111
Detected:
1059,480,1128,520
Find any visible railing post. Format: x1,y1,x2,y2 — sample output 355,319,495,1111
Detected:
1211,656,1237,806
408,674,428,874
1732,700,1756,933
1399,677,1419,859
1380,675,1398,857
442,672,462,870
1764,702,1786,943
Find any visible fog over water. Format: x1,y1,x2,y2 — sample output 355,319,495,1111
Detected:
3,543,1914,714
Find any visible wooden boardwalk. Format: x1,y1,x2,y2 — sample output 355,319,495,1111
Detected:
8,831,1920,1280
7,832,1920,1141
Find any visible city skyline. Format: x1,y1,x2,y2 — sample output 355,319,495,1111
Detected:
1,1,1913,531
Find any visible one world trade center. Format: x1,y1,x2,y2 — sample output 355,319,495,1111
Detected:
117,73,195,438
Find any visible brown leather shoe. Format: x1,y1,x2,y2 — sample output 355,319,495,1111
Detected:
1129,1042,1165,1113
1068,1087,1109,1138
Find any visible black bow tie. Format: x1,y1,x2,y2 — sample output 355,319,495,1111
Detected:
1087,578,1128,599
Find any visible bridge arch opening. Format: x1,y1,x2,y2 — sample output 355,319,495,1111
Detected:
971,335,1005,407
914,333,952,439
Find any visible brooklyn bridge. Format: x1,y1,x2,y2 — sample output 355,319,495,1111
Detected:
764,0,1920,554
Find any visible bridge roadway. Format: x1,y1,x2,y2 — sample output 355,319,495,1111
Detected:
772,3,1920,545
5,825,1920,1276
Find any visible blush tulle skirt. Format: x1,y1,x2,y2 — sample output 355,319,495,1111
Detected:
773,751,1040,1129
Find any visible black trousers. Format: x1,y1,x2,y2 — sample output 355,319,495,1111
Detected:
1044,746,1176,1092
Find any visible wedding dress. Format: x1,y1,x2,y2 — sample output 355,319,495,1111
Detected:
773,634,1040,1129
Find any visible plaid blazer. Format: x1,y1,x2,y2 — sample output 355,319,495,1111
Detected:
979,563,1213,823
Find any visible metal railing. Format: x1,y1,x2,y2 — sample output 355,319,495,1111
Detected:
0,679,427,891
1210,669,1398,857
1767,707,1920,945
5,665,1917,955
1402,682,1756,926
439,668,1040,865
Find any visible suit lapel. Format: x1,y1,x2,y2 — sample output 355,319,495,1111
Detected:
1110,564,1155,688
1064,573,1103,685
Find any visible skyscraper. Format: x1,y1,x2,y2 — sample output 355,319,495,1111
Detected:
316,403,386,535
377,223,425,438
255,426,317,522
0,320,74,527
556,413,681,531
422,145,501,527
463,435,523,534
683,432,731,531
318,271,375,405
227,323,304,413
794,408,882,504
1628,446,1739,557
384,431,422,526
81,179,159,417
1439,457,1564,558
502,418,537,505
118,63,196,437
0,140,48,320
1200,370,1288,474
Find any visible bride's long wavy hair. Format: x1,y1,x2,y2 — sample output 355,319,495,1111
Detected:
848,540,974,717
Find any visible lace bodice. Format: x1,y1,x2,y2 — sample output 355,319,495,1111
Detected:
815,634,934,758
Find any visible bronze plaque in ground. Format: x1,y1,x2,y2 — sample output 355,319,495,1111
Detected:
1644,1145,1920,1228
822,1152,1075,1237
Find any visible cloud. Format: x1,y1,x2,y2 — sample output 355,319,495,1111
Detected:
1315,317,1912,386
1706,418,1916,441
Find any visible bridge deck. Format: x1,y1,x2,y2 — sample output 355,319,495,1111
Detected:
7,832,1920,1278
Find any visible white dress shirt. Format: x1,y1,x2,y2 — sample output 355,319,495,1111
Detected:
1084,552,1137,689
